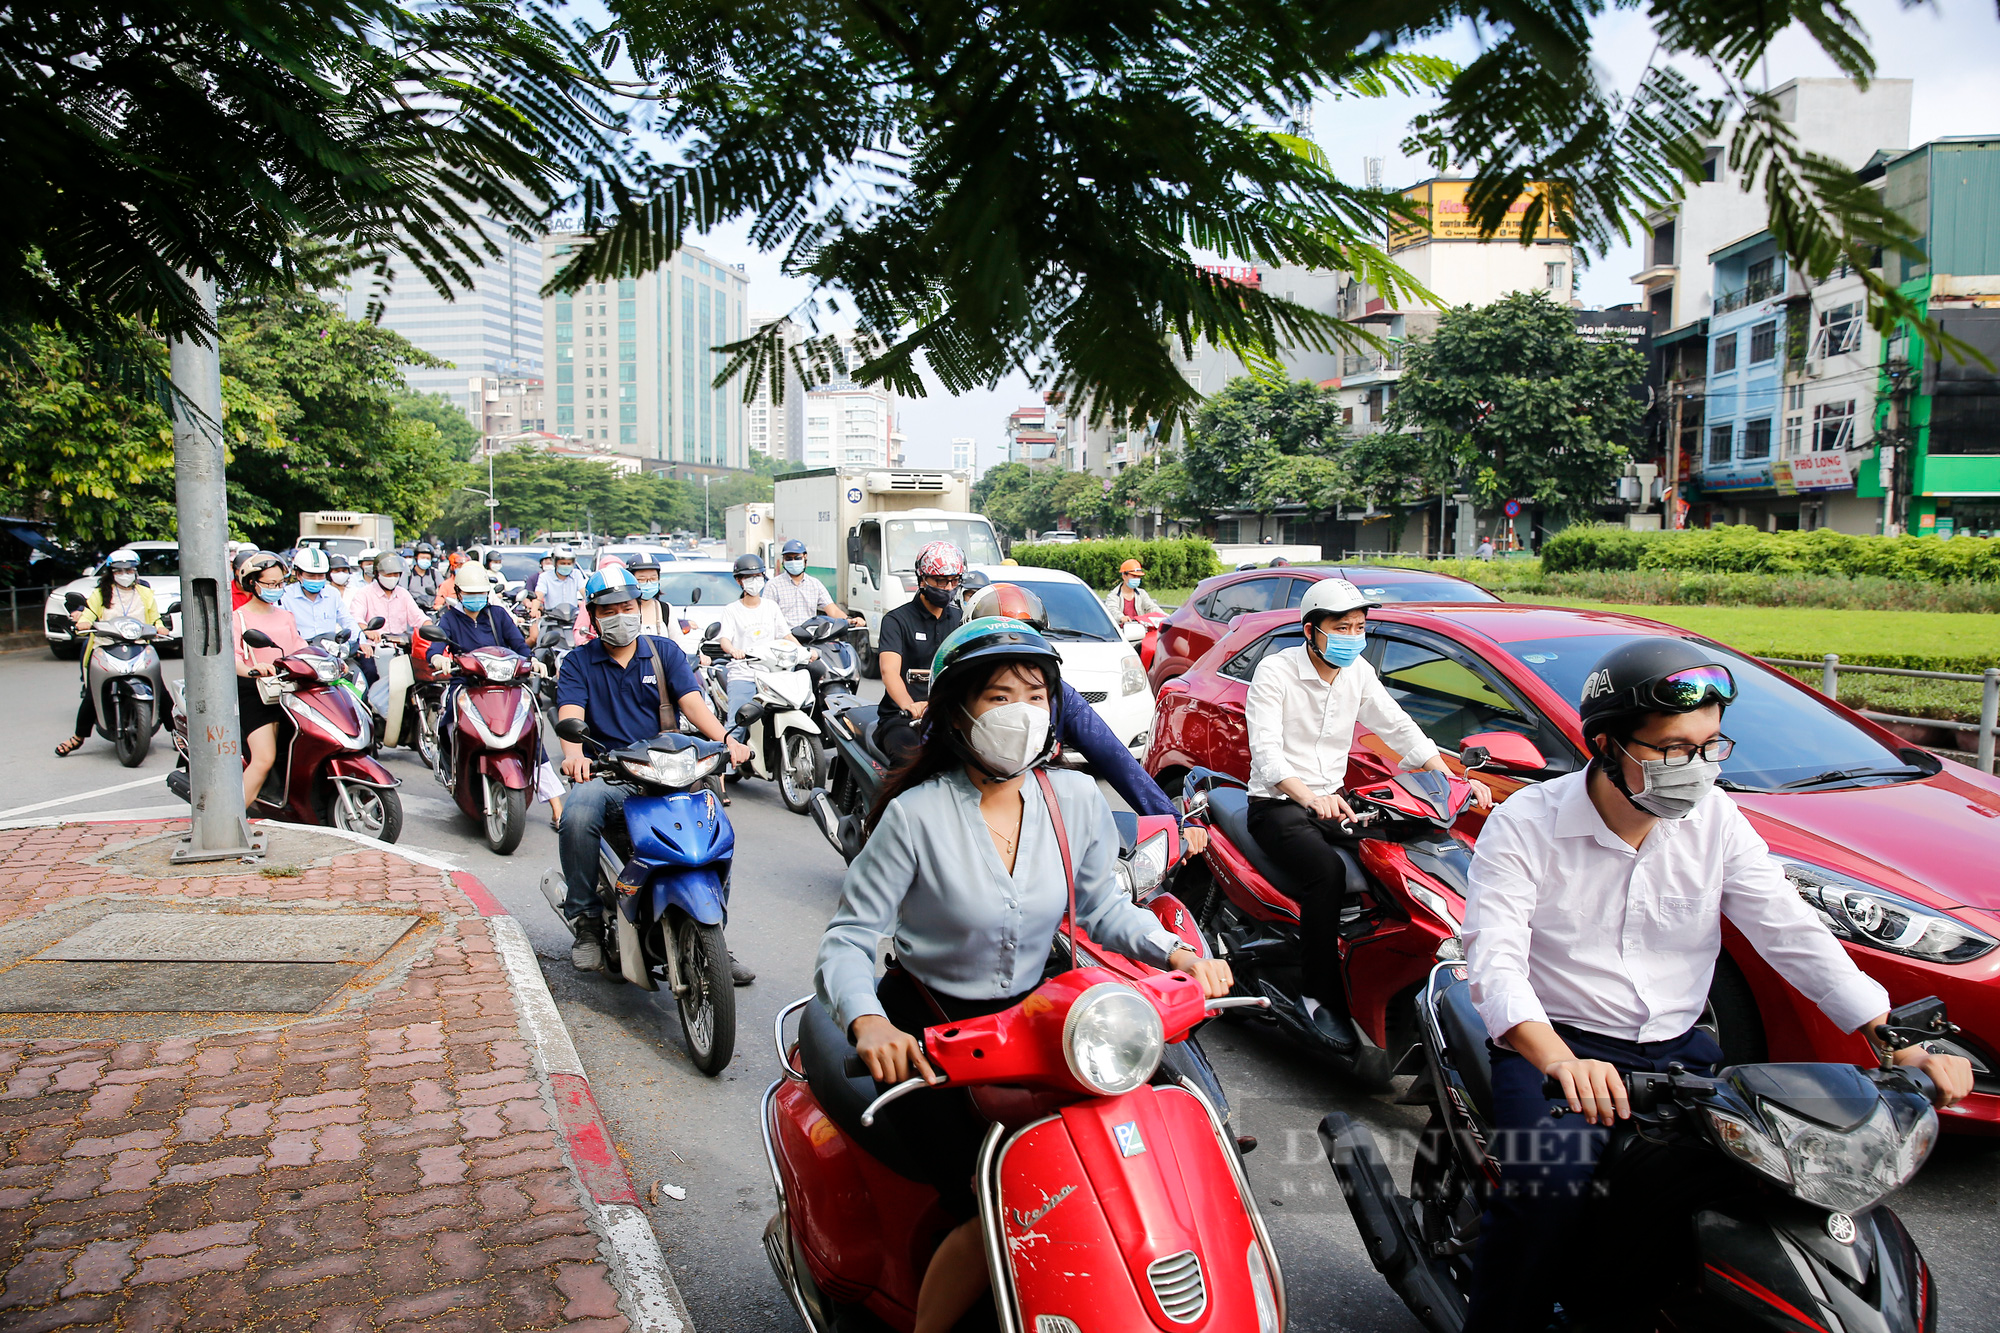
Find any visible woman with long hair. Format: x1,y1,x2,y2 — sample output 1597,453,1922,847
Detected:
814,616,1233,1333
234,554,307,809
55,548,161,756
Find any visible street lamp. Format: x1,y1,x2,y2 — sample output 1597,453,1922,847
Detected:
462,447,500,539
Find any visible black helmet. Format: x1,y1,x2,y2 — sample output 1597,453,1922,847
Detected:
733,553,766,578
1578,638,1738,741
414,541,434,556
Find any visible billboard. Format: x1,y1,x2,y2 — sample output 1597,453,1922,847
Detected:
1390,180,1569,251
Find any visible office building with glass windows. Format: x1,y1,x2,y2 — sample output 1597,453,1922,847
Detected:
540,235,752,475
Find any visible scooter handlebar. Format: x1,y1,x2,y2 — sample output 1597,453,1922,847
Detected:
859,1076,937,1128
1204,997,1271,1014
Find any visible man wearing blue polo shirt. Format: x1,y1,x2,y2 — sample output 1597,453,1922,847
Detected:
554,567,751,975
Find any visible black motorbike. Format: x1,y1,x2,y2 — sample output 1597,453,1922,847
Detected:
1322,976,1955,1333
804,666,891,865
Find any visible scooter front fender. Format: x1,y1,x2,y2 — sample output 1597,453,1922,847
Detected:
650,865,727,928
476,752,531,791
326,754,398,788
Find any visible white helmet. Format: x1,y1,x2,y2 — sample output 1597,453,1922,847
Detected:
105,548,140,569
293,547,331,576
552,545,575,560
1298,577,1378,624
358,547,379,565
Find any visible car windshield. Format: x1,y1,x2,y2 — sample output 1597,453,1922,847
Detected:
1014,580,1119,642
1341,575,1498,605
884,518,1002,572
656,569,741,608
492,552,542,582
1498,633,1920,791
98,548,178,579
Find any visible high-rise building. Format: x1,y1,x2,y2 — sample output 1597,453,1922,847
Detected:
340,220,543,412
540,236,751,475
802,386,895,467
466,375,549,453
747,312,808,463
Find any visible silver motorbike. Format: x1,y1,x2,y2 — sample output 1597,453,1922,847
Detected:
67,592,166,768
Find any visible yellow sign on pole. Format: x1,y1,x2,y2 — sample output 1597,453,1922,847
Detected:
1389,180,1570,252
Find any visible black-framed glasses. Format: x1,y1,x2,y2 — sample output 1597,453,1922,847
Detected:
1621,735,1735,767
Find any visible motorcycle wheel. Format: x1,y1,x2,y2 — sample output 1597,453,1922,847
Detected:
50,639,81,661
674,918,735,1076
414,700,440,770
857,639,879,680
325,780,404,844
114,699,152,768
483,775,527,856
778,732,826,814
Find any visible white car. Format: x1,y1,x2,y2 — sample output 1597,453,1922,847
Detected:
966,564,1154,757
45,541,182,659
648,560,743,658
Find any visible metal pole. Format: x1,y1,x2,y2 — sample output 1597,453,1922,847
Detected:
1666,390,1683,530
168,272,263,861
1821,654,1839,699
1980,668,1998,777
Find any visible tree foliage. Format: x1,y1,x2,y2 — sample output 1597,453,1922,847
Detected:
432,450,701,544
392,391,481,460
1386,292,1645,522
1181,378,1350,518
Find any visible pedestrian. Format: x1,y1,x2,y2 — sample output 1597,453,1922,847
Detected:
1476,536,1496,561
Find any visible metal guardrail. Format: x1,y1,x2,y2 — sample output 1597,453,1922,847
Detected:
0,586,51,637
1762,654,1999,776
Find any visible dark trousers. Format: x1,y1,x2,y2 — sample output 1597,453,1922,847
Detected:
1464,1023,1723,1333
1245,797,1354,1015
875,706,922,767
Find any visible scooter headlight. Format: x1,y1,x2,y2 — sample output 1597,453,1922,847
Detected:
478,655,520,682
1124,831,1171,902
1061,982,1164,1096
1758,1098,1935,1214
619,745,723,789
120,621,146,641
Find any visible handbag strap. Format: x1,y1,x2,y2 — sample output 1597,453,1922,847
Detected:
642,634,677,734
1032,767,1078,969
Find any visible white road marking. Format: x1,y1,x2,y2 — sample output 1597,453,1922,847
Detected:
0,773,165,818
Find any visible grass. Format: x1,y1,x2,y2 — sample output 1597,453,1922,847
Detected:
1768,668,1985,725
1518,600,2000,675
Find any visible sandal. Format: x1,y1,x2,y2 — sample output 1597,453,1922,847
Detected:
54,735,85,757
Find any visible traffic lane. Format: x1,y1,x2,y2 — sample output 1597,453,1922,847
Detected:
0,648,188,817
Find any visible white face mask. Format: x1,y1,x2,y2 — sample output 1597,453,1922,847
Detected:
783,558,805,575
960,701,1050,778
331,571,350,586
113,571,137,588
379,575,400,590
1619,744,1721,820
740,576,766,598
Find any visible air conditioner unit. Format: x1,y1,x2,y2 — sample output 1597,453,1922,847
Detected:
1805,361,1823,379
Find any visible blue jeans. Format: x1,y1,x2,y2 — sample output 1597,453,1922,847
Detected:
1463,1023,1723,1333
557,778,626,923
723,675,757,728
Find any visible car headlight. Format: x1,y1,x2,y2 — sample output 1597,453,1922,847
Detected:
1124,831,1171,901
620,746,723,788
1120,653,1148,697
1247,1242,1281,1333
1777,857,1996,964
1062,982,1164,1096
1759,1098,1936,1214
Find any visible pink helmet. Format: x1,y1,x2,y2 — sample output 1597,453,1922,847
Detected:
597,552,627,572
914,541,966,579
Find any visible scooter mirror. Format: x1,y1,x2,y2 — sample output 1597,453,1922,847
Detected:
364,616,386,631
688,587,701,604
702,622,722,642
554,717,590,744
241,628,276,650
64,592,86,611
1121,622,1145,643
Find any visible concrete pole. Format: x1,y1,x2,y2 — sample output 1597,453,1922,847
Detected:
168,272,263,862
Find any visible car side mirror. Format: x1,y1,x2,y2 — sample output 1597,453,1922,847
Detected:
241,628,276,650
554,717,590,744
1459,731,1546,773
1122,622,1145,643
847,534,863,565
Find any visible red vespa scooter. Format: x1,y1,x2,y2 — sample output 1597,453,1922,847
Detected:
1177,731,1546,1085
428,638,538,855
764,959,1285,1333
167,627,404,842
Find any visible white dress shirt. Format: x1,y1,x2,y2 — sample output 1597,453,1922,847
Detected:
1463,770,1889,1045
1245,646,1441,799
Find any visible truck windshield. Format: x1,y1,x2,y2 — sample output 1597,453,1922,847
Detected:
884,519,1001,572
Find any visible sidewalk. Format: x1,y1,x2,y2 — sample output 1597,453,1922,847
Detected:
0,818,689,1332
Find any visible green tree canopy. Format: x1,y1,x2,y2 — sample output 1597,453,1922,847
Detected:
1181,378,1349,519
1386,291,1646,522
433,450,700,545
393,391,481,460
972,462,1035,540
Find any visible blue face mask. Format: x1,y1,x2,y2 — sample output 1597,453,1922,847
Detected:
1125,576,1142,589
1315,627,1365,668
637,581,660,600
301,579,326,594
461,595,488,614
255,586,284,605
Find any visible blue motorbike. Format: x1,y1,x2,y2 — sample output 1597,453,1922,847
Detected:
546,719,739,1074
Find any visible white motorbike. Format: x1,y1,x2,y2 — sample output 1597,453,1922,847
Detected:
68,593,166,768
700,632,827,813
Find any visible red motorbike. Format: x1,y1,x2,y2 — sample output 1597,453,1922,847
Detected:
1122,610,1170,672
1178,731,1543,1086
428,637,538,855
763,954,1285,1333
167,626,404,842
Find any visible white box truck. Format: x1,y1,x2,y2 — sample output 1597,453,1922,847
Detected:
772,467,1000,673
725,502,775,566
297,511,395,562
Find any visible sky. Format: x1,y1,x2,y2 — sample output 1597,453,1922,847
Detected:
675,1,2000,470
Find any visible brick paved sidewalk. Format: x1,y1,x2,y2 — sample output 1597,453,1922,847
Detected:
0,819,650,1332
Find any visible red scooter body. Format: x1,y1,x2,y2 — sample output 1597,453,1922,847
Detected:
436,644,538,854
764,966,1285,1333
1132,611,1168,671
1185,767,1477,1073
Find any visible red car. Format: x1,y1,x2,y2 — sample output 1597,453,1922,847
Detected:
1146,602,2000,1132
1147,563,1497,691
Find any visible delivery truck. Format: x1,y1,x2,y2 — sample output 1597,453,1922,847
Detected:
297,511,395,562
771,467,1000,675
725,502,775,566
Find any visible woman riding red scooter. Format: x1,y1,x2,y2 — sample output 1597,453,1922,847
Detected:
809,615,1234,1332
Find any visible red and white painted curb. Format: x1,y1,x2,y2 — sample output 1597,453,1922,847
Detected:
460,870,696,1333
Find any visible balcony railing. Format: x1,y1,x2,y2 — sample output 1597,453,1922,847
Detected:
1714,274,1785,315
1342,348,1403,377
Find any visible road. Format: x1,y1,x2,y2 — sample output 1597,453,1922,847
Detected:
8,645,1998,1331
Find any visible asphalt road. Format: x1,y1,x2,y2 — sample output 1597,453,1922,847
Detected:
7,644,1998,1331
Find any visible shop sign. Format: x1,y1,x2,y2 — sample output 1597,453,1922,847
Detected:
1700,459,1774,494
1786,453,1854,493
1390,180,1569,251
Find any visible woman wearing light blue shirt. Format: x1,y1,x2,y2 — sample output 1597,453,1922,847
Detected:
813,615,1232,1333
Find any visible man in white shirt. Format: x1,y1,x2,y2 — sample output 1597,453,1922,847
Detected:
1460,636,1970,1332
768,539,863,629
717,553,801,726
1245,578,1491,1051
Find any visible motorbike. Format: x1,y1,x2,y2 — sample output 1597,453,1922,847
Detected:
1180,733,1534,1086
1322,987,1956,1333
426,632,538,855
167,625,403,841
803,669,887,865
67,592,166,767
702,631,828,814
1121,610,1169,672
764,953,1285,1333
540,718,740,1074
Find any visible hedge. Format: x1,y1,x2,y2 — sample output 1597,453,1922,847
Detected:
1009,537,1224,590
1542,524,2000,583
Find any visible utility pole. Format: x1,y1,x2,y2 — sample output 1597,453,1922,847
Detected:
1666,389,1683,530
168,272,263,862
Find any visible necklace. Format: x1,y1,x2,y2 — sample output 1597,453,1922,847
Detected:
981,815,1018,856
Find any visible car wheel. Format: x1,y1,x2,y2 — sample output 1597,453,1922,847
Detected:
1706,954,1767,1067
50,639,81,661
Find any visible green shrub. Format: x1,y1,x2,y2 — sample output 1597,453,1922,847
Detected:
1009,537,1224,590
1540,524,1673,573
1544,523,2000,583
